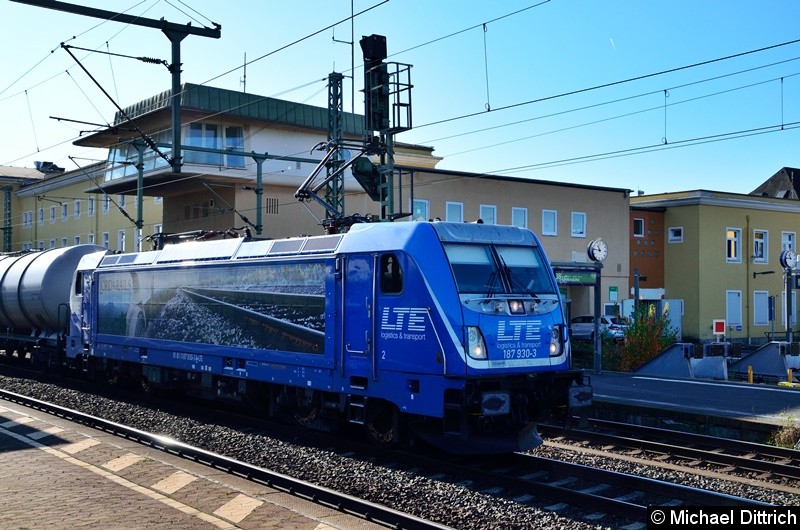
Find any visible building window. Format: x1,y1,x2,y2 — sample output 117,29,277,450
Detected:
22,211,32,228
38,241,45,250
542,210,557,236
61,203,68,221
633,217,644,237
118,195,126,209
445,201,463,223
61,237,67,247
49,239,55,249
88,233,95,245
753,291,770,327
571,211,586,237
88,197,95,217
753,230,768,264
511,207,527,228
186,123,221,165
74,200,81,220
102,232,109,249
185,124,245,167
726,290,742,327
479,204,496,225
74,235,81,246
726,228,742,263
103,195,110,214
37,208,44,225
49,205,56,224
154,196,163,204
668,227,683,243
224,126,245,168
117,230,126,252
412,199,429,221
782,231,796,253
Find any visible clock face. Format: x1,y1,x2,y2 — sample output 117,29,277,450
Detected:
588,238,608,262
781,249,797,268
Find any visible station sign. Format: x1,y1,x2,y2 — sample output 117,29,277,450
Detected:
554,270,598,286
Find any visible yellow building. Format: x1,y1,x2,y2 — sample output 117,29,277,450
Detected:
14,162,163,252
631,189,800,342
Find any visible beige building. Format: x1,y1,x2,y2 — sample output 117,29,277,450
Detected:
395,167,631,318
3,83,632,321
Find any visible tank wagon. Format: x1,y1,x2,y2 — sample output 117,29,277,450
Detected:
2,221,591,453
0,245,105,353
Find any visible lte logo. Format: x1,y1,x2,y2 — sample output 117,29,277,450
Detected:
497,320,541,341
380,307,427,332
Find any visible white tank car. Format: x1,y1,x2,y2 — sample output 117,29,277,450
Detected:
0,245,105,333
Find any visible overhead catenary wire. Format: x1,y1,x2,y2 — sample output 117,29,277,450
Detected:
492,120,800,175
415,36,800,130
0,0,152,98
199,0,388,87
3,0,799,192
2,0,381,169
24,90,39,153
440,71,800,159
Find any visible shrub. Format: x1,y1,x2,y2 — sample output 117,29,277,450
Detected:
603,303,678,372
771,413,800,449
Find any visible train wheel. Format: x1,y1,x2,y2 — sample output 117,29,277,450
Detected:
88,358,119,387
365,399,399,448
292,388,320,426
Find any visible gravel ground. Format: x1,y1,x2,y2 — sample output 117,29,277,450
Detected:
1,373,797,530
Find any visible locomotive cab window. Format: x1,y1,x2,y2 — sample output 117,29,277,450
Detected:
444,243,554,295
74,271,83,295
443,244,502,294
380,254,403,294
495,245,554,294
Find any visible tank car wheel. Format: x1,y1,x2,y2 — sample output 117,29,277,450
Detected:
365,399,400,448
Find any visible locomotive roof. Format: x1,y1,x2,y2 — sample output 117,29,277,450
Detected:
97,222,537,268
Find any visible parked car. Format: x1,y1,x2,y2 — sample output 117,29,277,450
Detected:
570,315,628,341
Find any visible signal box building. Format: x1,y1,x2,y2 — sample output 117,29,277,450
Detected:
6,84,631,322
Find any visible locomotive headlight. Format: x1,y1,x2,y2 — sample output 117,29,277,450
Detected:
508,299,525,314
478,300,504,313
467,326,488,360
549,325,563,356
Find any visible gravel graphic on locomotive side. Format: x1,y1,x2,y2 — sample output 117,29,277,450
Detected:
96,261,326,353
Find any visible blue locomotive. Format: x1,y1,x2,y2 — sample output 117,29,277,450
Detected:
0,221,591,453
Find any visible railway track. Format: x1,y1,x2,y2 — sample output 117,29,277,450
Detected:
540,418,800,487
375,446,773,526
0,386,449,530
0,364,792,529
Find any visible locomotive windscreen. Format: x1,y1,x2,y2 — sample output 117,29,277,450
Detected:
443,243,554,295
495,245,555,294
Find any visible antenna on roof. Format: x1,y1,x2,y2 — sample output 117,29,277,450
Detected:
240,52,246,93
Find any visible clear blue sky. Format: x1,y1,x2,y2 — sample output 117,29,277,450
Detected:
2,0,799,195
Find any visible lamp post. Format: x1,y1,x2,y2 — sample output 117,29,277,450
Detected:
779,250,797,344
